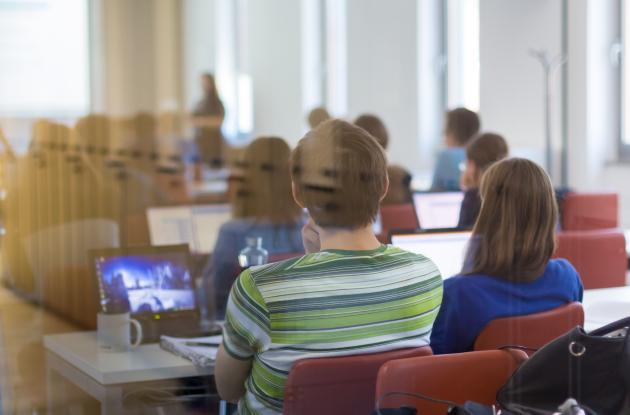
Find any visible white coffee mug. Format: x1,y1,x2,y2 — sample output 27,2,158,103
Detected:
97,312,143,352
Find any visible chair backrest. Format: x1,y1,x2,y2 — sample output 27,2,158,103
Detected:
562,192,618,231
283,346,432,415
555,230,627,289
379,203,418,237
474,302,584,352
375,349,527,415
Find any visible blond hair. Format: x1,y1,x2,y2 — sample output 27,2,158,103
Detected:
291,119,388,229
232,137,301,224
467,158,557,282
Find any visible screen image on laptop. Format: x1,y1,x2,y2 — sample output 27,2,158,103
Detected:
391,231,472,279
147,204,231,254
412,191,464,230
94,246,196,315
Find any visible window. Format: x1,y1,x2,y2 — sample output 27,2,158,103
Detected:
446,0,480,111
0,0,90,116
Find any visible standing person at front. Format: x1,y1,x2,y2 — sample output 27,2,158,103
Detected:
214,119,443,415
191,73,225,169
430,158,583,354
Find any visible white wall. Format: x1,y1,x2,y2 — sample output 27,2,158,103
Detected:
246,0,304,146
346,0,422,172
182,0,215,111
567,0,630,227
479,0,563,180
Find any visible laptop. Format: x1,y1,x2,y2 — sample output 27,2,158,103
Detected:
390,230,472,279
147,204,231,254
91,244,219,343
412,191,464,230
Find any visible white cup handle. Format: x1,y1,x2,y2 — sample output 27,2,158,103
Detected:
129,318,143,348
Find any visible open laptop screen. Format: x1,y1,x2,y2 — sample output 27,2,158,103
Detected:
391,231,472,279
93,245,196,315
412,191,464,229
147,204,231,254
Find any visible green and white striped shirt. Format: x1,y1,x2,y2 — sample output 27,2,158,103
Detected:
222,245,443,415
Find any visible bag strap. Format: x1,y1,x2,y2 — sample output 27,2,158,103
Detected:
589,316,630,336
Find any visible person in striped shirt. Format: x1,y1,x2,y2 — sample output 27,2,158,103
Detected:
215,119,443,415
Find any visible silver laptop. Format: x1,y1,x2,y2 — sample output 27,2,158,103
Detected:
390,230,472,279
412,191,465,230
147,204,231,254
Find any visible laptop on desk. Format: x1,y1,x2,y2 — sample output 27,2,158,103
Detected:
91,244,220,343
390,230,472,279
412,191,464,230
147,204,231,255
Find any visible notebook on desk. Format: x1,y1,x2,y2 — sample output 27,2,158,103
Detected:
91,244,221,343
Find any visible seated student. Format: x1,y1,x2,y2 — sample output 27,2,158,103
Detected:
457,133,509,229
430,158,583,355
215,119,443,414
205,137,304,319
354,114,412,204
431,108,481,191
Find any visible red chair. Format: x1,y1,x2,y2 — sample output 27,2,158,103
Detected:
379,204,418,240
474,302,584,352
556,230,627,289
375,349,527,415
283,346,432,415
562,192,618,231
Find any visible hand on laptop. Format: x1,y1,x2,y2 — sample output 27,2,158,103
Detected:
302,219,322,254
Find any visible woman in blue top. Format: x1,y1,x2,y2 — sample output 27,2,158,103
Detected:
430,158,583,354
205,137,304,318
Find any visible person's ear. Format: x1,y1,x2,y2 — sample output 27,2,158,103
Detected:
378,175,390,203
292,181,305,208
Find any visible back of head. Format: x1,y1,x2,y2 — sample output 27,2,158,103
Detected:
233,136,301,224
466,132,509,178
307,107,331,129
353,114,389,149
445,108,481,146
468,158,557,282
291,119,388,229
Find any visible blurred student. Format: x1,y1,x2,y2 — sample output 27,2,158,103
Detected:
354,114,412,204
430,158,583,355
431,108,481,191
307,106,331,129
215,120,443,414
190,73,225,169
457,133,509,229
206,137,303,318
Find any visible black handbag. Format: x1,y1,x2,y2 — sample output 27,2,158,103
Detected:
497,317,630,415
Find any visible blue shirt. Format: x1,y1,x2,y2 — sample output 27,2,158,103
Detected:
431,147,466,191
206,218,304,317
430,259,584,354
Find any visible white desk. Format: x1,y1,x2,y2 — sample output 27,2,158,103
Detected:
583,286,630,331
44,331,213,414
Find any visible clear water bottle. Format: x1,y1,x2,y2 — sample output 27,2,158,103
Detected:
238,237,269,268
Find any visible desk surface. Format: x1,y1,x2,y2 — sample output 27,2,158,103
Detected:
44,332,212,385
583,286,630,331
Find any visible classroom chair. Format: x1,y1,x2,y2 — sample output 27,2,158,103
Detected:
379,203,418,241
283,346,432,415
562,192,618,231
556,230,627,289
375,349,527,415
473,302,584,352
